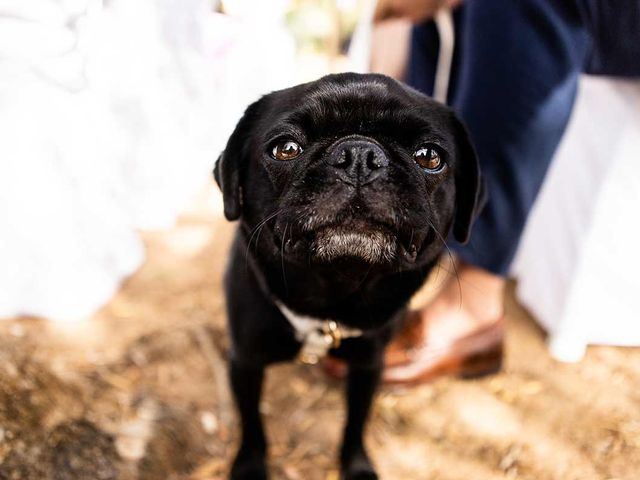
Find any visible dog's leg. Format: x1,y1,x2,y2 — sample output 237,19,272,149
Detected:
340,364,381,480
229,359,268,480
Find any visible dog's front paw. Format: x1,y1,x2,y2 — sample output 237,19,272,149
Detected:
341,453,378,480
230,452,268,480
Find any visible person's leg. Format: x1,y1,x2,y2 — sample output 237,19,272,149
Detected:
453,0,589,274
385,0,590,382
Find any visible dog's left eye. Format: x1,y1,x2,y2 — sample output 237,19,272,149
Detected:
271,141,302,161
414,145,445,171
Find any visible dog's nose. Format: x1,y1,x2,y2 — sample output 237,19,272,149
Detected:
327,139,389,184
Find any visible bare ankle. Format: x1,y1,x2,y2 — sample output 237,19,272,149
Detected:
418,261,505,334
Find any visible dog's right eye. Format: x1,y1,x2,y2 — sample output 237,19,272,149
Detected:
271,141,302,161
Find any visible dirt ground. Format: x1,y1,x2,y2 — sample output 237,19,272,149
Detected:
1,187,639,480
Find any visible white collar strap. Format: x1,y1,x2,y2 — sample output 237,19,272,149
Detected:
275,301,363,365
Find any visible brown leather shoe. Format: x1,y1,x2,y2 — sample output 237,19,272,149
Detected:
323,313,504,385
382,315,503,385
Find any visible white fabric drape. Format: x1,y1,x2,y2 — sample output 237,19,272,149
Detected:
0,0,294,320
512,76,640,360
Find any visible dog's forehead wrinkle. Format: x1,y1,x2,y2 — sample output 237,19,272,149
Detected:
289,102,445,144
266,85,442,142
264,73,453,137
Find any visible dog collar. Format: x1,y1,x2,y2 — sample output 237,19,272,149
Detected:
275,301,363,365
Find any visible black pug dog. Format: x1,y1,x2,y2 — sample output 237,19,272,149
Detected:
214,73,482,480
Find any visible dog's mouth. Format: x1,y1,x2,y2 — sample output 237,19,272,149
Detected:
276,218,432,264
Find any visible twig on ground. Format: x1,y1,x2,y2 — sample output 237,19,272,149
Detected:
191,325,234,433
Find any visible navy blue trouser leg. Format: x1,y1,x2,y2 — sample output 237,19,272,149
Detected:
408,1,591,275
451,0,590,274
407,0,640,275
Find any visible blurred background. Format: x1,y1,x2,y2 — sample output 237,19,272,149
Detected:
0,1,639,479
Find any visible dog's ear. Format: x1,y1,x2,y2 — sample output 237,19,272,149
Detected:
451,116,485,244
214,99,264,221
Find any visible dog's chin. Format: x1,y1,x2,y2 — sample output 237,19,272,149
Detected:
271,215,433,268
306,222,432,266
311,227,397,264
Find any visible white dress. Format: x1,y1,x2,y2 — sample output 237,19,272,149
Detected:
0,0,295,319
0,0,143,319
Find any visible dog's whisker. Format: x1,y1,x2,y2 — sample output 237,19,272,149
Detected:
433,254,442,286
248,208,285,240
244,208,286,271
281,222,289,296
245,208,312,274
428,221,462,310
431,262,498,297
245,223,267,271
355,261,375,290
